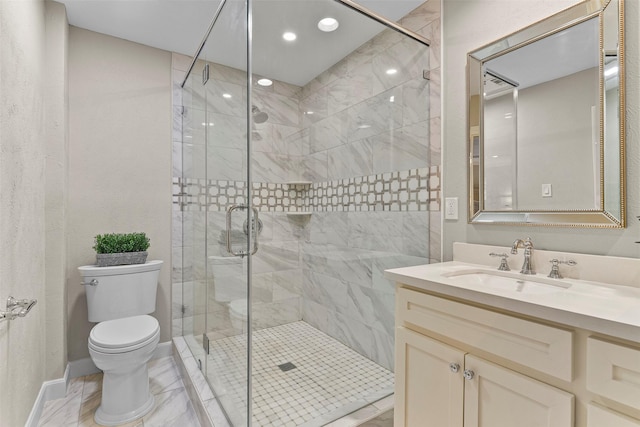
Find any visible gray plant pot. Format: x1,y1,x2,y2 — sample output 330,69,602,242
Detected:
95,251,148,267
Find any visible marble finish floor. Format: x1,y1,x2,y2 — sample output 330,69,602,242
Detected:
200,321,394,427
38,356,200,427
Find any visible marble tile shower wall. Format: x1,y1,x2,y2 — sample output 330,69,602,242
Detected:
171,0,442,372
172,55,306,340
288,2,440,369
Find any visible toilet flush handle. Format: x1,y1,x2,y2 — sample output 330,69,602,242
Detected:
81,279,99,286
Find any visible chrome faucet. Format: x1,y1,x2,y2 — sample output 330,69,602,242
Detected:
510,237,535,275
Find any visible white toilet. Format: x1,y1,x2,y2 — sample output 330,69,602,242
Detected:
79,260,163,426
208,255,248,332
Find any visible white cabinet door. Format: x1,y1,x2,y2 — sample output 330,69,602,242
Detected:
587,404,640,427
463,355,574,427
395,327,465,427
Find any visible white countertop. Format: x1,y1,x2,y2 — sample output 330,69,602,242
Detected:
385,260,640,343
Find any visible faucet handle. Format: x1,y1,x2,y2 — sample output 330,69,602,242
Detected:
489,252,510,271
548,259,577,279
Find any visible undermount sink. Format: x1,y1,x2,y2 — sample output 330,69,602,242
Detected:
441,268,571,294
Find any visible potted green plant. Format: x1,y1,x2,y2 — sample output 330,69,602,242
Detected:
93,232,150,267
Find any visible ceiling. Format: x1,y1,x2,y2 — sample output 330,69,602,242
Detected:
57,0,426,86
486,17,599,90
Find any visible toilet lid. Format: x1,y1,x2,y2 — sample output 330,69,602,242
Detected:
90,315,159,351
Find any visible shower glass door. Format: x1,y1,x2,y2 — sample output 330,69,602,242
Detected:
182,0,253,425
181,0,431,425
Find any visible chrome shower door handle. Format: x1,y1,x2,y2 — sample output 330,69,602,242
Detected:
226,204,259,257
226,204,244,257
249,206,259,255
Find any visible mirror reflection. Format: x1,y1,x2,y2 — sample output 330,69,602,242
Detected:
467,0,625,227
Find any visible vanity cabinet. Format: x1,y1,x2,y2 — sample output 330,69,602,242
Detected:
387,244,640,427
395,320,573,427
394,286,640,427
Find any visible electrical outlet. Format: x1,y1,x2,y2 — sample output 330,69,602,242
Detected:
445,197,458,220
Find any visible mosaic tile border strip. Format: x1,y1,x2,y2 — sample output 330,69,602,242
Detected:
173,166,441,212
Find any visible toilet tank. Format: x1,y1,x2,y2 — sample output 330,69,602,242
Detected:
79,260,163,322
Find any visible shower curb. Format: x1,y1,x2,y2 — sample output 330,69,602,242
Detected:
173,337,231,427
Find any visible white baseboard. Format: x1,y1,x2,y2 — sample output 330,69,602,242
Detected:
27,341,174,426
25,365,70,427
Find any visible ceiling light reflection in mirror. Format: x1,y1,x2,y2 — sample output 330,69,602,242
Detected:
318,17,339,32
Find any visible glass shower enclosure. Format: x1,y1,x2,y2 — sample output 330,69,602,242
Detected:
178,0,431,425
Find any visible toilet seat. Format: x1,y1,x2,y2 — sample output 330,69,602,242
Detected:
89,315,159,354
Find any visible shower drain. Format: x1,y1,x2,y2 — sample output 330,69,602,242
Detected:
277,362,297,372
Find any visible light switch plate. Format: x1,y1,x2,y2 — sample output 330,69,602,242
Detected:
445,197,458,220
542,184,552,198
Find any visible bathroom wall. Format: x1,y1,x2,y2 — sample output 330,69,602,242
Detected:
484,68,599,211
67,27,173,361
45,0,70,382
442,0,640,261
0,0,47,424
516,68,599,210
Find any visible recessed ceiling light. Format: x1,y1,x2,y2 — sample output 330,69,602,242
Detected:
222,93,232,99
386,68,398,75
257,78,273,87
318,17,339,32
283,32,297,41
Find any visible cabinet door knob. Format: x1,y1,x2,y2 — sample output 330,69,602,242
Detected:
463,369,475,380
449,362,460,373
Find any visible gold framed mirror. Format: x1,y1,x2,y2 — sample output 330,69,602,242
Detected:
467,0,625,227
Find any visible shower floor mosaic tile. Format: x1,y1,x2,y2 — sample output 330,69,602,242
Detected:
37,356,200,427
204,321,394,427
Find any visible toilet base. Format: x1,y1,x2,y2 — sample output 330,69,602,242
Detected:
95,393,154,426
88,329,159,426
